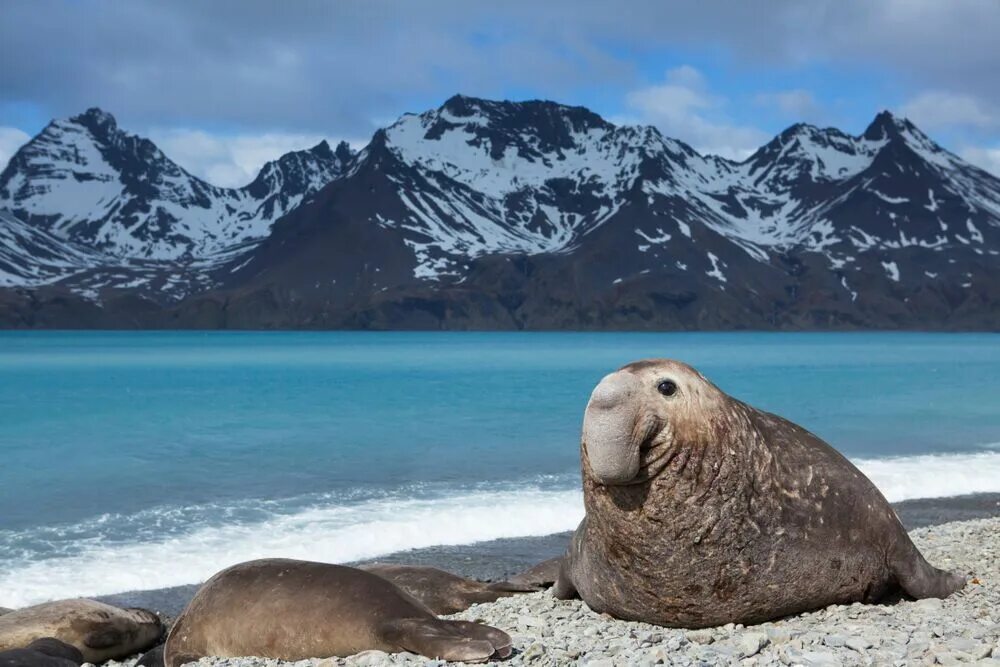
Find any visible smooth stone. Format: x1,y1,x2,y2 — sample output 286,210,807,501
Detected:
765,627,795,644
845,636,874,652
347,651,390,667
740,632,769,657
686,629,716,645
947,637,991,659
520,642,546,663
913,598,945,613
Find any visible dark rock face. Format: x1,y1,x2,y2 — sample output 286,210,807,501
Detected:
0,98,998,330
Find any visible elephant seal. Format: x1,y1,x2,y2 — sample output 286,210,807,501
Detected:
554,359,966,628
164,559,511,666
0,638,83,667
0,600,163,663
360,564,538,614
506,557,565,590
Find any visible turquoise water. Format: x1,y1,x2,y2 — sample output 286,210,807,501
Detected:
1,331,999,605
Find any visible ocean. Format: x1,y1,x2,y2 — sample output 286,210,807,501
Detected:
1,331,999,608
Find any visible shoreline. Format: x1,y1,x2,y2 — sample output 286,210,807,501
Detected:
94,492,1000,619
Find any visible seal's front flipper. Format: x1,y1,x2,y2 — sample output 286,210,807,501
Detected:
552,555,579,600
382,618,508,663
891,539,966,599
444,621,512,658
83,626,124,649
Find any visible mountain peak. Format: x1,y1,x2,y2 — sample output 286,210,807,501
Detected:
333,140,354,164
435,94,611,130
69,107,119,134
863,109,917,141
309,139,333,159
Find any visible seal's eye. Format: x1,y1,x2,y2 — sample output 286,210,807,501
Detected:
657,380,678,397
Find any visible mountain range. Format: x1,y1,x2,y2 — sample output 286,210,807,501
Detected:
1,96,998,329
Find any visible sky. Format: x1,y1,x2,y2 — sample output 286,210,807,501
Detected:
1,0,999,186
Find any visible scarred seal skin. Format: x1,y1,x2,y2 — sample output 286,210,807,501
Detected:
0,600,162,664
360,564,538,615
163,559,512,666
554,359,966,628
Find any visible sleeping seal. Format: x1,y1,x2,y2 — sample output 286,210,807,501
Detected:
0,638,83,667
163,559,511,666
0,600,162,663
507,557,564,590
360,564,538,614
554,359,966,628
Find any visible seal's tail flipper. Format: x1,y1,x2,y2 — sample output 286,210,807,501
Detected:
383,618,511,663
891,538,967,599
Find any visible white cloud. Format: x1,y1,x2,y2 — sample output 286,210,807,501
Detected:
754,89,820,119
960,146,1000,177
901,91,997,130
621,66,768,160
147,129,359,188
0,127,31,172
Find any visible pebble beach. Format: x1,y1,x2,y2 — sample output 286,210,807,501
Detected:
100,515,1000,667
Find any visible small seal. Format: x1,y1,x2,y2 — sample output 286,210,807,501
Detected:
0,600,162,664
506,557,564,590
360,564,538,614
555,359,966,627
0,638,84,667
163,559,512,666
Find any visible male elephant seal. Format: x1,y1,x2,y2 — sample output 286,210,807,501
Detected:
360,564,538,614
163,559,511,667
0,638,83,667
554,359,966,628
0,600,162,663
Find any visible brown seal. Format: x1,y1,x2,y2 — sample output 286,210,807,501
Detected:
163,559,512,666
0,600,162,663
360,564,538,614
0,638,84,667
506,557,564,590
554,359,966,627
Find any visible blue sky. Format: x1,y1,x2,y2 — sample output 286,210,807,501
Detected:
1,1,998,185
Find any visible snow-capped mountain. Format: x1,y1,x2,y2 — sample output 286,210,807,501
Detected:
0,108,353,261
0,209,101,287
1,97,998,329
